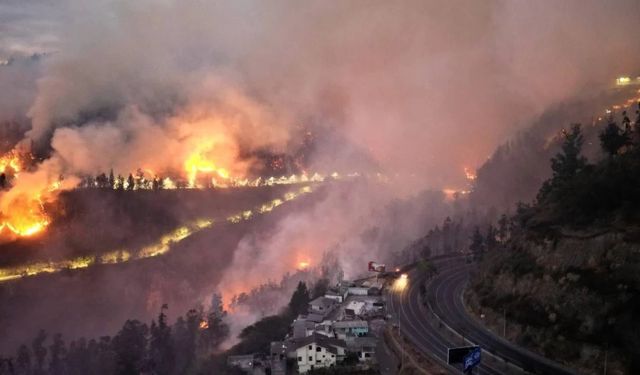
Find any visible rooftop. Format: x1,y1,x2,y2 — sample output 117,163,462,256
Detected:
333,320,369,329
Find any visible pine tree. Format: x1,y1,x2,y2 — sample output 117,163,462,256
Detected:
497,214,509,243
127,174,135,191
288,281,310,317
48,333,67,375
32,330,47,375
599,117,628,156
485,225,498,251
469,227,484,260
149,304,174,375
108,169,115,189
200,294,230,353
112,320,148,375
15,345,31,375
538,124,587,201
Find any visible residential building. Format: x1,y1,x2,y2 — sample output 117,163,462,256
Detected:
324,286,349,303
333,320,369,339
292,319,316,338
292,334,347,373
347,286,369,296
344,301,366,319
308,297,337,316
346,337,378,363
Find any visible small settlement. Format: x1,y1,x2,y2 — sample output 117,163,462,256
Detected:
228,277,387,374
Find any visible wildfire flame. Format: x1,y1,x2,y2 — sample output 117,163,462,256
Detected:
0,185,316,283
199,320,209,330
0,151,54,238
184,143,232,188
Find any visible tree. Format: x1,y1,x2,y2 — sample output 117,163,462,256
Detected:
149,304,174,375
127,174,135,191
497,214,509,243
32,330,47,374
116,175,125,190
173,310,200,373
108,169,115,189
485,225,498,251
469,227,484,260
112,320,148,375
48,333,67,375
15,345,31,375
538,124,587,201
288,281,310,317
200,294,230,353
599,117,628,156
311,278,330,299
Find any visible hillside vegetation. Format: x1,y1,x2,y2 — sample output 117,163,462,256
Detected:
469,107,640,374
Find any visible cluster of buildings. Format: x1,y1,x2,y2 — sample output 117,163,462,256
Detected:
229,278,387,374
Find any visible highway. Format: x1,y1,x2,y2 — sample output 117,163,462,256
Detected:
386,257,576,375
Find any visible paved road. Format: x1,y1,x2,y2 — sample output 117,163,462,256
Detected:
425,262,576,375
387,256,576,375
387,257,505,374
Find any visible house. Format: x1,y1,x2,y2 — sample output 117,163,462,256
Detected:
346,337,378,363
347,286,369,296
292,334,347,373
308,297,337,316
306,313,325,323
344,301,366,319
270,341,289,361
333,320,369,339
292,319,316,338
324,286,349,303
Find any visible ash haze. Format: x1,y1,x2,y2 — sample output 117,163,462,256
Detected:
1,0,640,366
0,0,637,187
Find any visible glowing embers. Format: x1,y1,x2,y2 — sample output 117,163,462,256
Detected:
0,185,316,283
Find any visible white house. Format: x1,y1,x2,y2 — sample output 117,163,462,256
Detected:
344,300,366,319
293,334,347,373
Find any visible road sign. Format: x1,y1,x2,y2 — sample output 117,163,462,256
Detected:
463,346,481,372
447,346,479,365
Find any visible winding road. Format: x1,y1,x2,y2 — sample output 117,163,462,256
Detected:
387,256,576,375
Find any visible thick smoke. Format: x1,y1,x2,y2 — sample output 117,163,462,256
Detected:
1,0,640,346
1,0,637,185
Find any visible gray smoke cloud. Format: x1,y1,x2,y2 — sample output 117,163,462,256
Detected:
1,0,640,345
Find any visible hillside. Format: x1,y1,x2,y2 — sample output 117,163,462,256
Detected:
468,109,640,374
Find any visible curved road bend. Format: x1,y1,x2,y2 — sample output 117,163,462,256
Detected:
387,257,504,374
424,260,576,375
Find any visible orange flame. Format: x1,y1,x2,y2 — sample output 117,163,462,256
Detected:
184,143,232,187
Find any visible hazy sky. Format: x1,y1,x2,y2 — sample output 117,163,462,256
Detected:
1,0,640,188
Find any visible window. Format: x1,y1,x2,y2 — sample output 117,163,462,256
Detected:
365,353,371,358
309,356,313,361
297,357,302,362
308,345,312,350
316,347,321,352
